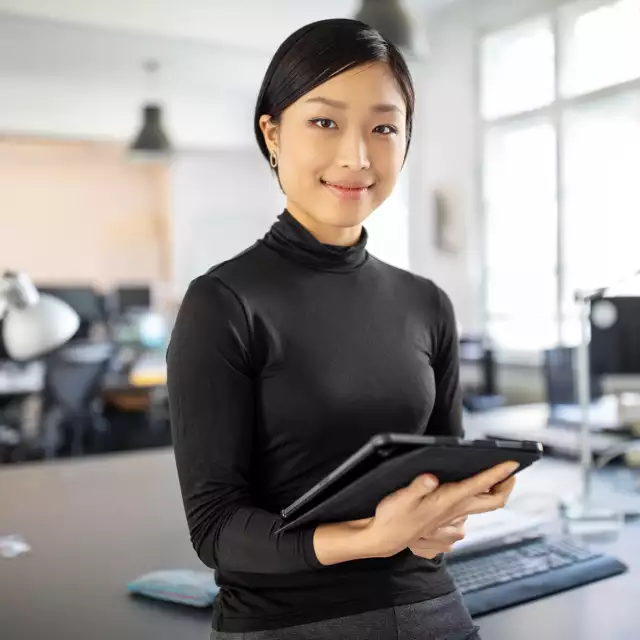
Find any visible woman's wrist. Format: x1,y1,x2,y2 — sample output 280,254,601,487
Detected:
313,519,384,565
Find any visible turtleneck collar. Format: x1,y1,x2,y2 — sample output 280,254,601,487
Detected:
261,209,368,273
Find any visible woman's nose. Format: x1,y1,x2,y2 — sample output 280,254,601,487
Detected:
337,132,371,171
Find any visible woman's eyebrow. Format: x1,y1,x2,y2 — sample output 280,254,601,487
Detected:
305,96,404,115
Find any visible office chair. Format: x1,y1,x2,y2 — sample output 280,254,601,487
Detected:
40,341,114,459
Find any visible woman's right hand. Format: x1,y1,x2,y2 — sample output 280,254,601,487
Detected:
359,460,519,559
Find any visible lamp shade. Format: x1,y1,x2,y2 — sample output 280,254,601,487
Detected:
3,293,80,361
355,0,415,52
130,104,172,158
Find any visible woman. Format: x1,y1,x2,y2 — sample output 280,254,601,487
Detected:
167,18,517,640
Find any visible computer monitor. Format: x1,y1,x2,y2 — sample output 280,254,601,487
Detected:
543,346,601,408
590,296,640,376
0,319,9,360
36,285,106,341
112,286,152,317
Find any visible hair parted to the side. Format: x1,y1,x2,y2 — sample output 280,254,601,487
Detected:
254,18,415,169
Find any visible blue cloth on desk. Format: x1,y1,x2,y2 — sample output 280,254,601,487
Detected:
127,569,219,607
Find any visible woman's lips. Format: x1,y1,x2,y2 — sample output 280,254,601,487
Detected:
321,180,374,200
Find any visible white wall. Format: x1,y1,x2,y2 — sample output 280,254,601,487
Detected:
366,173,411,271
0,74,255,149
170,149,284,292
171,150,414,292
409,11,480,333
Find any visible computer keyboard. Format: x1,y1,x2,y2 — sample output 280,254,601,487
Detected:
448,536,627,617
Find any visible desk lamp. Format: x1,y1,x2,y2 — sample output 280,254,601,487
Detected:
0,272,80,361
566,269,640,534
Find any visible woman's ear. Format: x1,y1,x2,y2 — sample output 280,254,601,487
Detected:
259,114,279,157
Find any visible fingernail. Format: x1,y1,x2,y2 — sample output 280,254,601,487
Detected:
423,475,439,490
505,461,520,473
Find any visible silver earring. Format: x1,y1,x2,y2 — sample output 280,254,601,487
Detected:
269,150,278,168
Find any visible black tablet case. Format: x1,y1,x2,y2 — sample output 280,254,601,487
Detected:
276,443,540,534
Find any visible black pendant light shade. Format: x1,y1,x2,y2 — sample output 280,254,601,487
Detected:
130,104,172,155
129,60,172,158
354,0,415,52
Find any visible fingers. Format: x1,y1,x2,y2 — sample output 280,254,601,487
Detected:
417,516,467,547
410,538,454,555
405,473,440,500
408,544,441,559
457,476,517,516
419,520,465,543
490,475,517,497
410,523,465,557
456,461,519,500
433,524,465,543
411,463,518,532
416,462,517,524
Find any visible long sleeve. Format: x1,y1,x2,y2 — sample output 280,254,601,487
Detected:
166,275,320,574
426,286,464,437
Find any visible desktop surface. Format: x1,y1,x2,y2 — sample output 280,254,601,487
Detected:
0,450,209,640
1,419,638,640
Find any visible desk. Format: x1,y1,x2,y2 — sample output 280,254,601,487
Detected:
465,406,640,639
1,411,638,640
0,450,207,640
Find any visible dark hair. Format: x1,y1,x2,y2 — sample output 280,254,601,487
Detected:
254,18,415,167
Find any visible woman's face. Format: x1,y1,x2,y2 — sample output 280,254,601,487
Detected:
260,62,408,240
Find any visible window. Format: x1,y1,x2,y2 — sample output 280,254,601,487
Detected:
561,90,640,341
483,119,558,349
481,0,640,351
560,0,640,97
481,17,555,120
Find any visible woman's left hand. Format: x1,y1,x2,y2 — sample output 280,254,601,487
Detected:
409,471,518,559
408,516,467,559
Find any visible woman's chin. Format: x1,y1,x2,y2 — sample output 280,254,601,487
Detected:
317,198,378,227
321,209,372,230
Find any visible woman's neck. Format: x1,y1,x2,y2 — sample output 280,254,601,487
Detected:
285,200,362,247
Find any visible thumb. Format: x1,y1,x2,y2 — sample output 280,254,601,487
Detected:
407,473,439,498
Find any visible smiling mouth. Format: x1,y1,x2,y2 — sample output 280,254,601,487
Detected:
321,179,374,192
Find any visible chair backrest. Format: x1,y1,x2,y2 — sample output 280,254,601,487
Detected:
43,341,114,416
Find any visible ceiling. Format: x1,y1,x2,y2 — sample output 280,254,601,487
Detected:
0,0,459,101
0,0,456,53
0,0,462,148
0,13,268,97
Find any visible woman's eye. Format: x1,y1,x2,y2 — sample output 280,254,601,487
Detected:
311,118,337,129
374,124,398,135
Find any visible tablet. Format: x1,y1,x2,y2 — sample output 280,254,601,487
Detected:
277,433,542,534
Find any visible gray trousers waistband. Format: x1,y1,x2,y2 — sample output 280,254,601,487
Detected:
212,590,481,640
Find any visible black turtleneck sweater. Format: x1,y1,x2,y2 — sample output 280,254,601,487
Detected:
167,210,462,633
